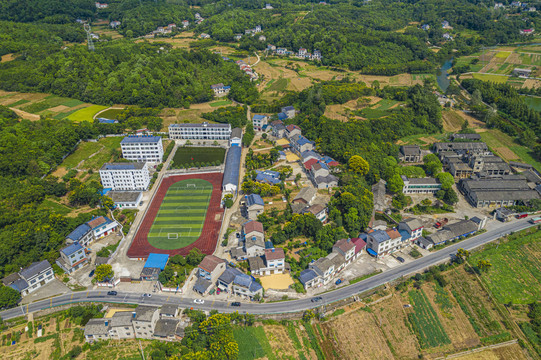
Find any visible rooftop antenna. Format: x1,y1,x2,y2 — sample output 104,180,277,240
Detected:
84,23,95,51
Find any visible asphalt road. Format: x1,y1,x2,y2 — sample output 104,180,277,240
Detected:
1,219,536,320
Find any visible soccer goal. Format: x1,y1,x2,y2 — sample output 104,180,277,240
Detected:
167,233,179,239
186,183,197,189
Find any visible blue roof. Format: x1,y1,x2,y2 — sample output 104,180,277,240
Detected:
358,233,368,241
144,253,169,270
277,112,287,120
367,248,378,256
61,242,83,256
233,273,252,287
98,118,117,124
299,269,318,285
255,171,281,185
249,281,263,293
9,279,28,292
278,151,285,156
223,85,231,90
253,114,267,121
223,146,242,188
219,267,243,284
399,229,410,241
121,136,161,144
282,106,295,112
246,194,264,207
67,224,92,242
296,136,313,146
265,241,274,249
321,156,334,163
370,230,390,243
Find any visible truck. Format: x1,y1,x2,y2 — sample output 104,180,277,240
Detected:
517,213,528,219
530,216,541,224
434,218,449,229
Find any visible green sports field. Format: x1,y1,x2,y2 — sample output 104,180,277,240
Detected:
147,179,212,250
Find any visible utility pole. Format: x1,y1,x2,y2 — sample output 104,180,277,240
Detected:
139,340,146,360
84,23,95,51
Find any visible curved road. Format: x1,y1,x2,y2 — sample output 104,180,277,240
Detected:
1,219,535,320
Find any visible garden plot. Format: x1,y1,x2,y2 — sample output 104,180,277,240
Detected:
321,308,394,359
407,289,451,349
452,343,528,360
263,324,303,359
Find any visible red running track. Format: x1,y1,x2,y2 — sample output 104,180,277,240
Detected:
127,173,224,259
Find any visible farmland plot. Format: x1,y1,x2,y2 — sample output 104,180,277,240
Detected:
407,289,451,349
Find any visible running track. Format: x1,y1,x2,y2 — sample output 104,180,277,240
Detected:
127,173,224,258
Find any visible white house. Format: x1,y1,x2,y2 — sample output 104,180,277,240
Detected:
222,146,241,195
230,127,242,147
2,260,55,297
252,114,269,131
100,162,151,191
398,218,424,242
211,83,231,97
87,216,119,239
121,136,164,163
107,191,143,209
56,242,88,273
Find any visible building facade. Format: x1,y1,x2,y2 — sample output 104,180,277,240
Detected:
169,122,232,140
100,163,151,191
401,176,442,194
121,136,163,163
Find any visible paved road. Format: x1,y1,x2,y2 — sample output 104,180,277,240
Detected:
1,219,535,320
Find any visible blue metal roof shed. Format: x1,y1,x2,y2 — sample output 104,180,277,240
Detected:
144,253,169,270
246,194,264,207
61,242,83,256
222,146,242,189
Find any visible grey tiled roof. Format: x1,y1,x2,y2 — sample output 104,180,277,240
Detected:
19,260,51,280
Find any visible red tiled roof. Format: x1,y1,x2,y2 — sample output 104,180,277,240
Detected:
286,124,300,132
244,220,264,235
265,247,285,260
386,228,401,240
303,158,318,170
87,217,106,229
351,237,367,254
327,161,340,167
199,255,225,273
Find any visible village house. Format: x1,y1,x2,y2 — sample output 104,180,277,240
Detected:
95,2,108,9
282,106,297,119
366,228,408,258
232,273,263,298
290,134,314,154
311,50,322,61
230,127,242,147
217,267,244,292
246,193,265,220
182,20,189,28
249,247,286,276
513,68,533,78
426,219,481,245
211,83,231,97
285,124,302,138
120,135,164,163
56,242,89,274
200,33,210,39
133,306,160,339
309,257,335,285
450,133,481,141
194,255,227,295
398,218,424,242
153,318,183,341
107,191,142,209
332,238,356,266
271,120,286,138
234,34,242,41
2,260,54,297
110,20,121,28
399,145,422,162
159,304,180,318
293,187,317,205
230,220,265,260
302,204,328,222
255,170,281,185
301,150,321,163
252,114,269,131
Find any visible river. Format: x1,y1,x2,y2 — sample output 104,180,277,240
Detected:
436,58,453,92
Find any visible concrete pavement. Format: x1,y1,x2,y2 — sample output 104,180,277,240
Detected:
2,218,535,320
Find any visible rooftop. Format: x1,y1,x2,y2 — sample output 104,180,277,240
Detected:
293,187,317,203
369,229,391,244
218,267,243,284
400,145,421,155
169,122,230,128
61,242,84,257
401,217,424,231
143,253,169,270
154,318,180,337
252,114,268,121
265,247,285,260
246,193,265,207
334,238,356,253
198,255,225,273
223,146,242,187
231,127,242,138
248,256,265,272
84,319,109,336
121,136,161,144
66,223,92,242
351,237,367,254
134,305,158,321
107,191,142,204
303,204,325,216
299,269,319,285
193,277,212,293
19,260,51,280
243,220,264,235
101,163,146,171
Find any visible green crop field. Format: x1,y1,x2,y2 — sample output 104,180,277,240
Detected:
171,147,226,167
472,73,508,83
210,100,233,107
524,96,541,111
470,228,541,304
147,179,213,250
234,326,275,360
67,104,108,122
408,289,451,348
97,108,124,119
267,78,288,92
21,95,85,114
61,137,122,170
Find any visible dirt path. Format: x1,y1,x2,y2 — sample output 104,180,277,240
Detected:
10,107,40,121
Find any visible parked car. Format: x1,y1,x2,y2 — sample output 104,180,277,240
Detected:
231,302,241,307
311,296,323,303
396,256,405,263
142,293,152,298
107,291,118,296
193,299,205,304
236,232,240,238
88,270,95,278
335,279,342,285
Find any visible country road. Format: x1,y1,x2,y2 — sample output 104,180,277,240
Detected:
1,218,536,320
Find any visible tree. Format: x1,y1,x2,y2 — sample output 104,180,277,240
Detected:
187,248,205,266
456,248,470,261
223,194,233,208
387,173,404,193
477,260,492,272
0,285,20,309
101,195,115,211
94,264,114,282
436,172,454,190
519,129,537,147
348,155,369,176
443,188,458,205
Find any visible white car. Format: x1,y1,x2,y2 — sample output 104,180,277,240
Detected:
193,299,205,304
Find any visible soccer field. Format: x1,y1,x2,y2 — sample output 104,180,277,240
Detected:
147,179,213,250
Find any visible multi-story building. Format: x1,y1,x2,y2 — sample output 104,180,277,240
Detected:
193,255,226,294
246,193,265,220
281,106,296,119
398,218,424,242
366,228,407,258
332,238,356,266
99,162,150,191
65,216,119,247
252,114,269,131
232,273,263,299
399,145,422,162
401,176,442,195
56,242,88,273
133,306,160,339
2,260,55,297
169,122,232,141
121,136,163,163
459,176,540,207
211,83,231,97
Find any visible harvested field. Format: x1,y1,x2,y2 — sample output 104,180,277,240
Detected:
10,108,40,121
451,343,527,360
1,53,15,62
423,284,481,350
523,79,541,89
263,324,302,359
442,109,465,131
259,273,294,290
372,293,420,359
494,146,519,161
321,308,394,359
287,76,312,91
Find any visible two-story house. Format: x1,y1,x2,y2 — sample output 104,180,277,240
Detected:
232,273,263,299
87,216,118,239
66,223,94,247
56,242,88,273
246,194,265,220
217,267,244,292
193,255,226,294
108,312,135,339
2,260,55,297
292,187,317,205
263,248,286,275
243,220,265,257
252,114,269,131
309,257,335,285
285,124,301,139
332,238,356,266
366,228,405,258
281,106,296,119
211,83,231,97
398,218,424,242
302,204,328,223
271,120,286,138
290,135,314,154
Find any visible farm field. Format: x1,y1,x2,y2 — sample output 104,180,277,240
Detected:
469,228,541,304
59,137,123,172
523,95,541,111
408,289,451,349
234,326,275,360
210,100,233,107
171,146,226,167
67,104,109,122
97,108,124,120
480,129,541,171
147,179,212,250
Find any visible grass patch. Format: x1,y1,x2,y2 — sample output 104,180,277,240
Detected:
147,179,212,250
495,51,511,58
171,146,225,167
234,326,276,360
7,99,29,107
209,100,233,107
349,269,382,284
67,105,108,122
97,108,124,119
61,137,122,170
331,309,345,317
267,78,288,92
39,198,72,215
21,95,81,114
472,73,508,83
470,228,541,304
523,96,541,111
408,289,451,348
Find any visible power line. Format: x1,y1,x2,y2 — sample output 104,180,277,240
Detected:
84,23,95,52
